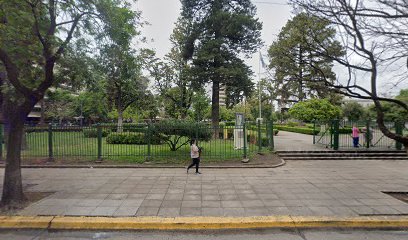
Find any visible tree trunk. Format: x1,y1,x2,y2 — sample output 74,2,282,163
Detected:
212,80,220,139
1,118,25,206
39,99,46,126
117,110,123,133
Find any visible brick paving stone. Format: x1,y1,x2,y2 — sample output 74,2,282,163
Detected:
183,195,201,201
140,200,162,207
202,208,224,216
202,201,221,208
64,206,96,216
180,207,201,216
161,200,182,208
221,201,242,208
158,207,180,217
89,206,118,216
182,201,201,208
135,207,159,216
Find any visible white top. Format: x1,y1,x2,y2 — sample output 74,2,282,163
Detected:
190,144,199,158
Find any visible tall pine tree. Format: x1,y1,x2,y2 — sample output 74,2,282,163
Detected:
179,0,262,132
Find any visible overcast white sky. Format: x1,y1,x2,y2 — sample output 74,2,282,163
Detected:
132,0,406,97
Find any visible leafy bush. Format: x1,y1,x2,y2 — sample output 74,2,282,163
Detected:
83,128,110,138
274,129,279,135
287,121,299,127
106,132,162,144
151,120,212,151
289,98,342,122
275,125,319,135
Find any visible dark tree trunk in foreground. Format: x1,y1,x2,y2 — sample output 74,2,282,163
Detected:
211,80,220,139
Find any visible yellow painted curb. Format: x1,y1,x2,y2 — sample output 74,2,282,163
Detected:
1,216,408,230
0,216,54,229
50,216,295,230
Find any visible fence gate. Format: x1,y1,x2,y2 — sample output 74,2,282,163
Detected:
314,120,403,150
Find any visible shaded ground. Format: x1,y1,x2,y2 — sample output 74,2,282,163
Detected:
2,160,408,217
0,152,283,168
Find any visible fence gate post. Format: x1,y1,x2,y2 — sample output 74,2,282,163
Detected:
396,121,403,150
313,120,316,144
147,123,151,161
48,123,54,161
0,124,3,161
333,119,339,150
257,119,262,152
269,120,274,151
243,123,247,159
97,124,102,162
366,121,370,149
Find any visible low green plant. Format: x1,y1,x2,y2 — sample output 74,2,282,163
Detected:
106,132,162,144
275,125,319,135
83,128,110,138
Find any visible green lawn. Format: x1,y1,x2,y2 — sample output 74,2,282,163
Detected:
20,131,262,164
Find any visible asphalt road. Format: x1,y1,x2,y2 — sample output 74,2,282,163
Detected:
1,229,408,240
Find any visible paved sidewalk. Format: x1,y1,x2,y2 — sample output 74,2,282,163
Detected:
274,131,327,151
3,160,408,217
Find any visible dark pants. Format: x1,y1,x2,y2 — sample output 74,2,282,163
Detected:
353,137,359,147
188,158,200,173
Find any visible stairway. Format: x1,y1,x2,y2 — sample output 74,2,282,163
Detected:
277,150,408,160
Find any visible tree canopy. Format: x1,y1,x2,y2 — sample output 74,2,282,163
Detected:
289,98,342,122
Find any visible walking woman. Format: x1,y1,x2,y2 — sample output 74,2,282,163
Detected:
187,139,201,174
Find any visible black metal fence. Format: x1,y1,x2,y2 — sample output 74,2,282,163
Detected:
0,121,275,163
314,120,406,150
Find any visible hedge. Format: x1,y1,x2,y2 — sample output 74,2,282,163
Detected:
83,128,110,138
106,132,162,145
275,125,319,135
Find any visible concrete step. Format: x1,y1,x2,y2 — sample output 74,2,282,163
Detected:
279,153,407,157
277,150,407,161
282,156,408,160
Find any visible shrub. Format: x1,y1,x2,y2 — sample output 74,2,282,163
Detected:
287,121,299,127
275,125,319,135
106,132,162,144
83,128,110,138
274,129,279,135
151,120,212,151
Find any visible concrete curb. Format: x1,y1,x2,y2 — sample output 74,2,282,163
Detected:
0,160,286,169
1,215,408,230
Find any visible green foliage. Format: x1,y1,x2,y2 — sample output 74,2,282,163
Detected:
74,91,109,123
83,129,110,138
368,89,408,122
180,0,262,124
106,132,156,145
289,99,342,122
342,102,367,121
267,13,345,102
151,120,212,151
287,121,299,127
190,91,210,121
275,125,319,135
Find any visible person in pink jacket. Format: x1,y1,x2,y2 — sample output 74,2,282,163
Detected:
352,125,360,148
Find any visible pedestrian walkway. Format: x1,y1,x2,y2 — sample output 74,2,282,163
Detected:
5,160,408,217
274,131,328,151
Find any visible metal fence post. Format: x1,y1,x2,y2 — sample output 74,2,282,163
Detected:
243,123,247,159
0,124,3,161
313,120,316,144
366,121,370,149
97,124,102,162
269,120,274,151
147,123,151,161
396,121,403,150
333,119,339,150
257,119,262,152
48,123,54,161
